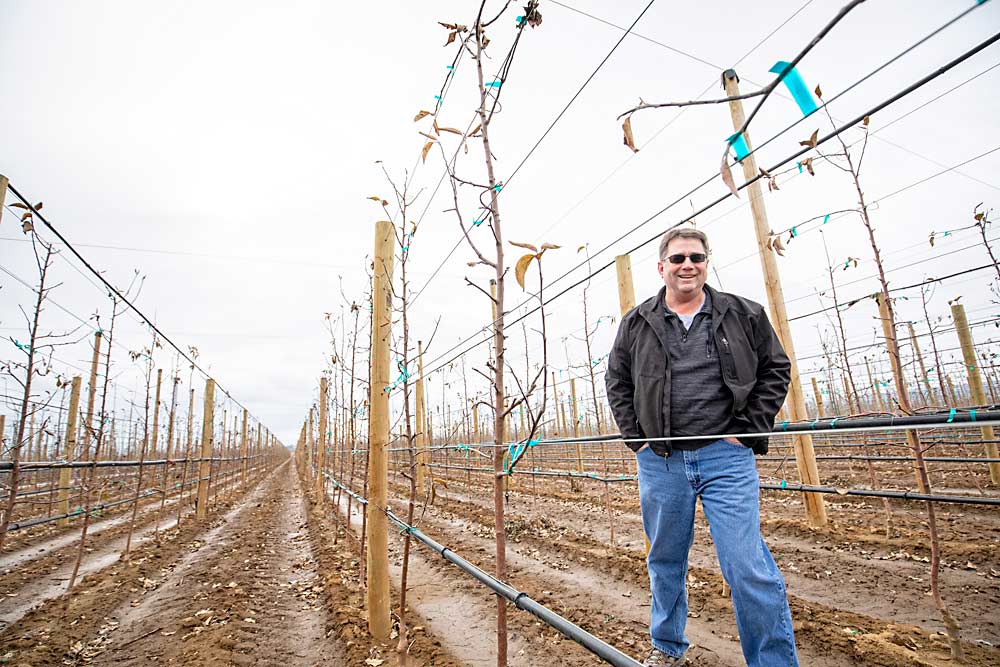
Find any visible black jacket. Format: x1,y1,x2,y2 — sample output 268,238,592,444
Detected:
605,285,790,456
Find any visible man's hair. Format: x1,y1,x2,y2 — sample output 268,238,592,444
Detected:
658,228,709,260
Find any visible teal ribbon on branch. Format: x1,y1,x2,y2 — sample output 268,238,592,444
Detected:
947,408,956,423
505,438,539,473
727,132,750,161
768,61,818,116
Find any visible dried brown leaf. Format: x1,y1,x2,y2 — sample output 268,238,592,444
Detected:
367,196,382,202
863,115,870,126
814,84,823,99
467,123,482,137
622,116,638,153
438,126,463,135
419,131,438,141
514,253,535,290
413,110,432,122
720,158,739,198
9,202,28,210
22,220,33,234
421,141,434,163
799,129,819,148
772,235,786,256
445,30,457,46
509,240,538,252
432,119,440,135
540,243,561,250
803,157,815,176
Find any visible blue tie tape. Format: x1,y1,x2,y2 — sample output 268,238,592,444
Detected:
727,132,750,161
797,162,803,173
485,81,501,88
791,227,798,237
780,479,788,489
970,409,977,422
780,420,789,431
823,214,830,224
769,61,818,117
947,408,956,423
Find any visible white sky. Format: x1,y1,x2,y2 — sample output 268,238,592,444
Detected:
2,0,1000,448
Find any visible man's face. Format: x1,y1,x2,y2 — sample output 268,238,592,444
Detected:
657,237,708,298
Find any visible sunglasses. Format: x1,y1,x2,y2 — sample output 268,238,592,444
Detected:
664,253,708,265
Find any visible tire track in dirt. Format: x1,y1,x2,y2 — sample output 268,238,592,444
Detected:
0,494,186,573
95,460,343,666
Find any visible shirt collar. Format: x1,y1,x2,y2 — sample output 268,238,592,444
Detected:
663,287,711,318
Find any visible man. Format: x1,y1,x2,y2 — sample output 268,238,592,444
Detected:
605,228,798,667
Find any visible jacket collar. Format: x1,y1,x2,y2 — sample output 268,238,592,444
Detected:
637,284,731,346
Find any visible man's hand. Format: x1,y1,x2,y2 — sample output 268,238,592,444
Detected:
723,437,742,445
636,443,650,453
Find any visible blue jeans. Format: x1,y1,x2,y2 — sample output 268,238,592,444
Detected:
636,439,798,666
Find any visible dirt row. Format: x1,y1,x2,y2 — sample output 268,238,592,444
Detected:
0,459,327,666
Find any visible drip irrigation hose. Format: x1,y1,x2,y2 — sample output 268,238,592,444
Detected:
320,471,643,667
0,454,265,473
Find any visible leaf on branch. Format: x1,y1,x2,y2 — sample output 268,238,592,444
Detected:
438,126,463,135
759,167,771,178
22,220,33,234
467,123,482,137
467,261,478,267
863,115,870,126
413,110,432,122
720,157,739,198
802,157,815,176
928,232,936,247
9,202,28,210
540,243,561,250
367,196,383,202
799,129,819,148
622,116,638,153
577,245,587,253
432,119,441,135
421,141,434,163
438,22,466,31
419,131,438,141
34,202,42,211
509,240,538,252
445,30,458,46
514,253,536,290
814,83,823,99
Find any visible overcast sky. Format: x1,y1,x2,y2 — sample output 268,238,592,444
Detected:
3,0,999,448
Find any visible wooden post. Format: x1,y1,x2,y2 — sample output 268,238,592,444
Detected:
811,376,824,418
615,255,636,315
0,415,5,460
865,357,883,412
472,402,480,443
57,377,82,526
308,407,315,474
366,218,393,641
151,369,162,458
724,70,827,526
951,303,1000,483
0,175,8,227
196,379,215,519
83,332,102,451
317,377,328,495
551,372,560,436
908,322,935,404
240,409,248,486
415,341,427,497
571,379,582,473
